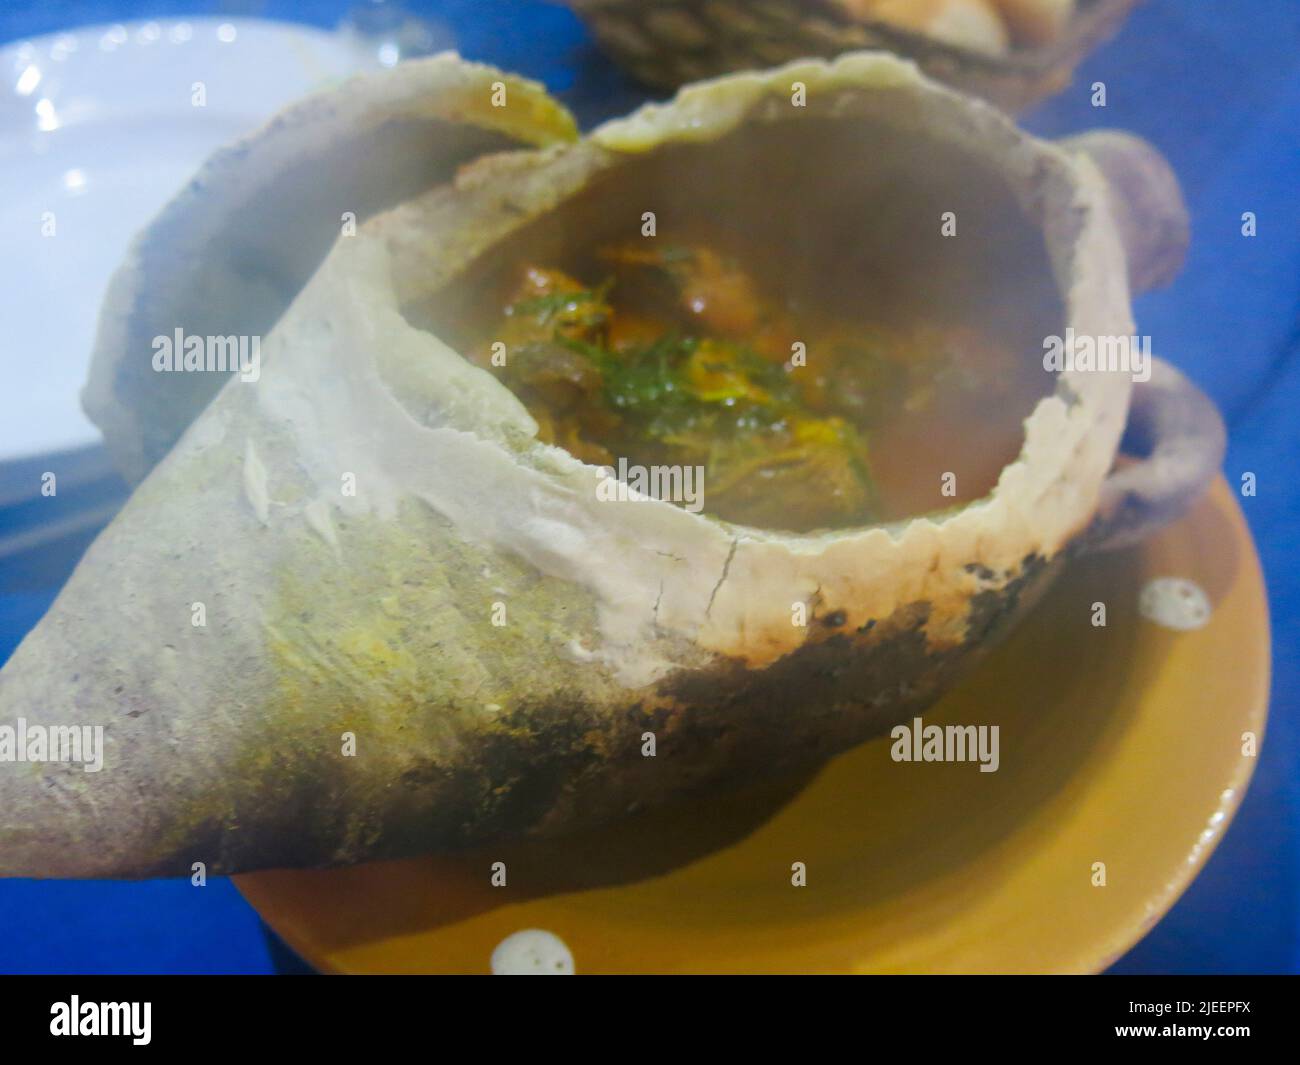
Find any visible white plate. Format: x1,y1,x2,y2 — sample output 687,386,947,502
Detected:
0,18,376,461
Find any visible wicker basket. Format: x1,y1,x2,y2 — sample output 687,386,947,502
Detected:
565,0,1142,112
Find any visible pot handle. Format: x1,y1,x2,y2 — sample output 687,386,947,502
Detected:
1057,129,1190,294
1057,131,1221,550
1083,357,1226,553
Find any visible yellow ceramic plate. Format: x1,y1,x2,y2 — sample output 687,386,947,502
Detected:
237,477,1270,973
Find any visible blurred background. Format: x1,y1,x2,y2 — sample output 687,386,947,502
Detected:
0,0,1296,973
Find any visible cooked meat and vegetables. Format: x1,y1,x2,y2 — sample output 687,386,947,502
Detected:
468,240,1029,531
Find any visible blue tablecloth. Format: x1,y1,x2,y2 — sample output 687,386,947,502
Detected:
0,0,1296,974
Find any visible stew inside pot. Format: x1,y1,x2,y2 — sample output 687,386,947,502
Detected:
463,238,1038,531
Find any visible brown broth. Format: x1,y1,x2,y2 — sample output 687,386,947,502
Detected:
446,243,1046,531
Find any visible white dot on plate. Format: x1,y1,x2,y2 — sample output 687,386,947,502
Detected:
490,929,574,975
35,97,59,132
1138,577,1212,631
217,23,238,44
49,35,76,61
99,24,128,51
15,63,40,95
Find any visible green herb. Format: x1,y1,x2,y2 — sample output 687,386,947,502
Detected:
508,278,614,326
